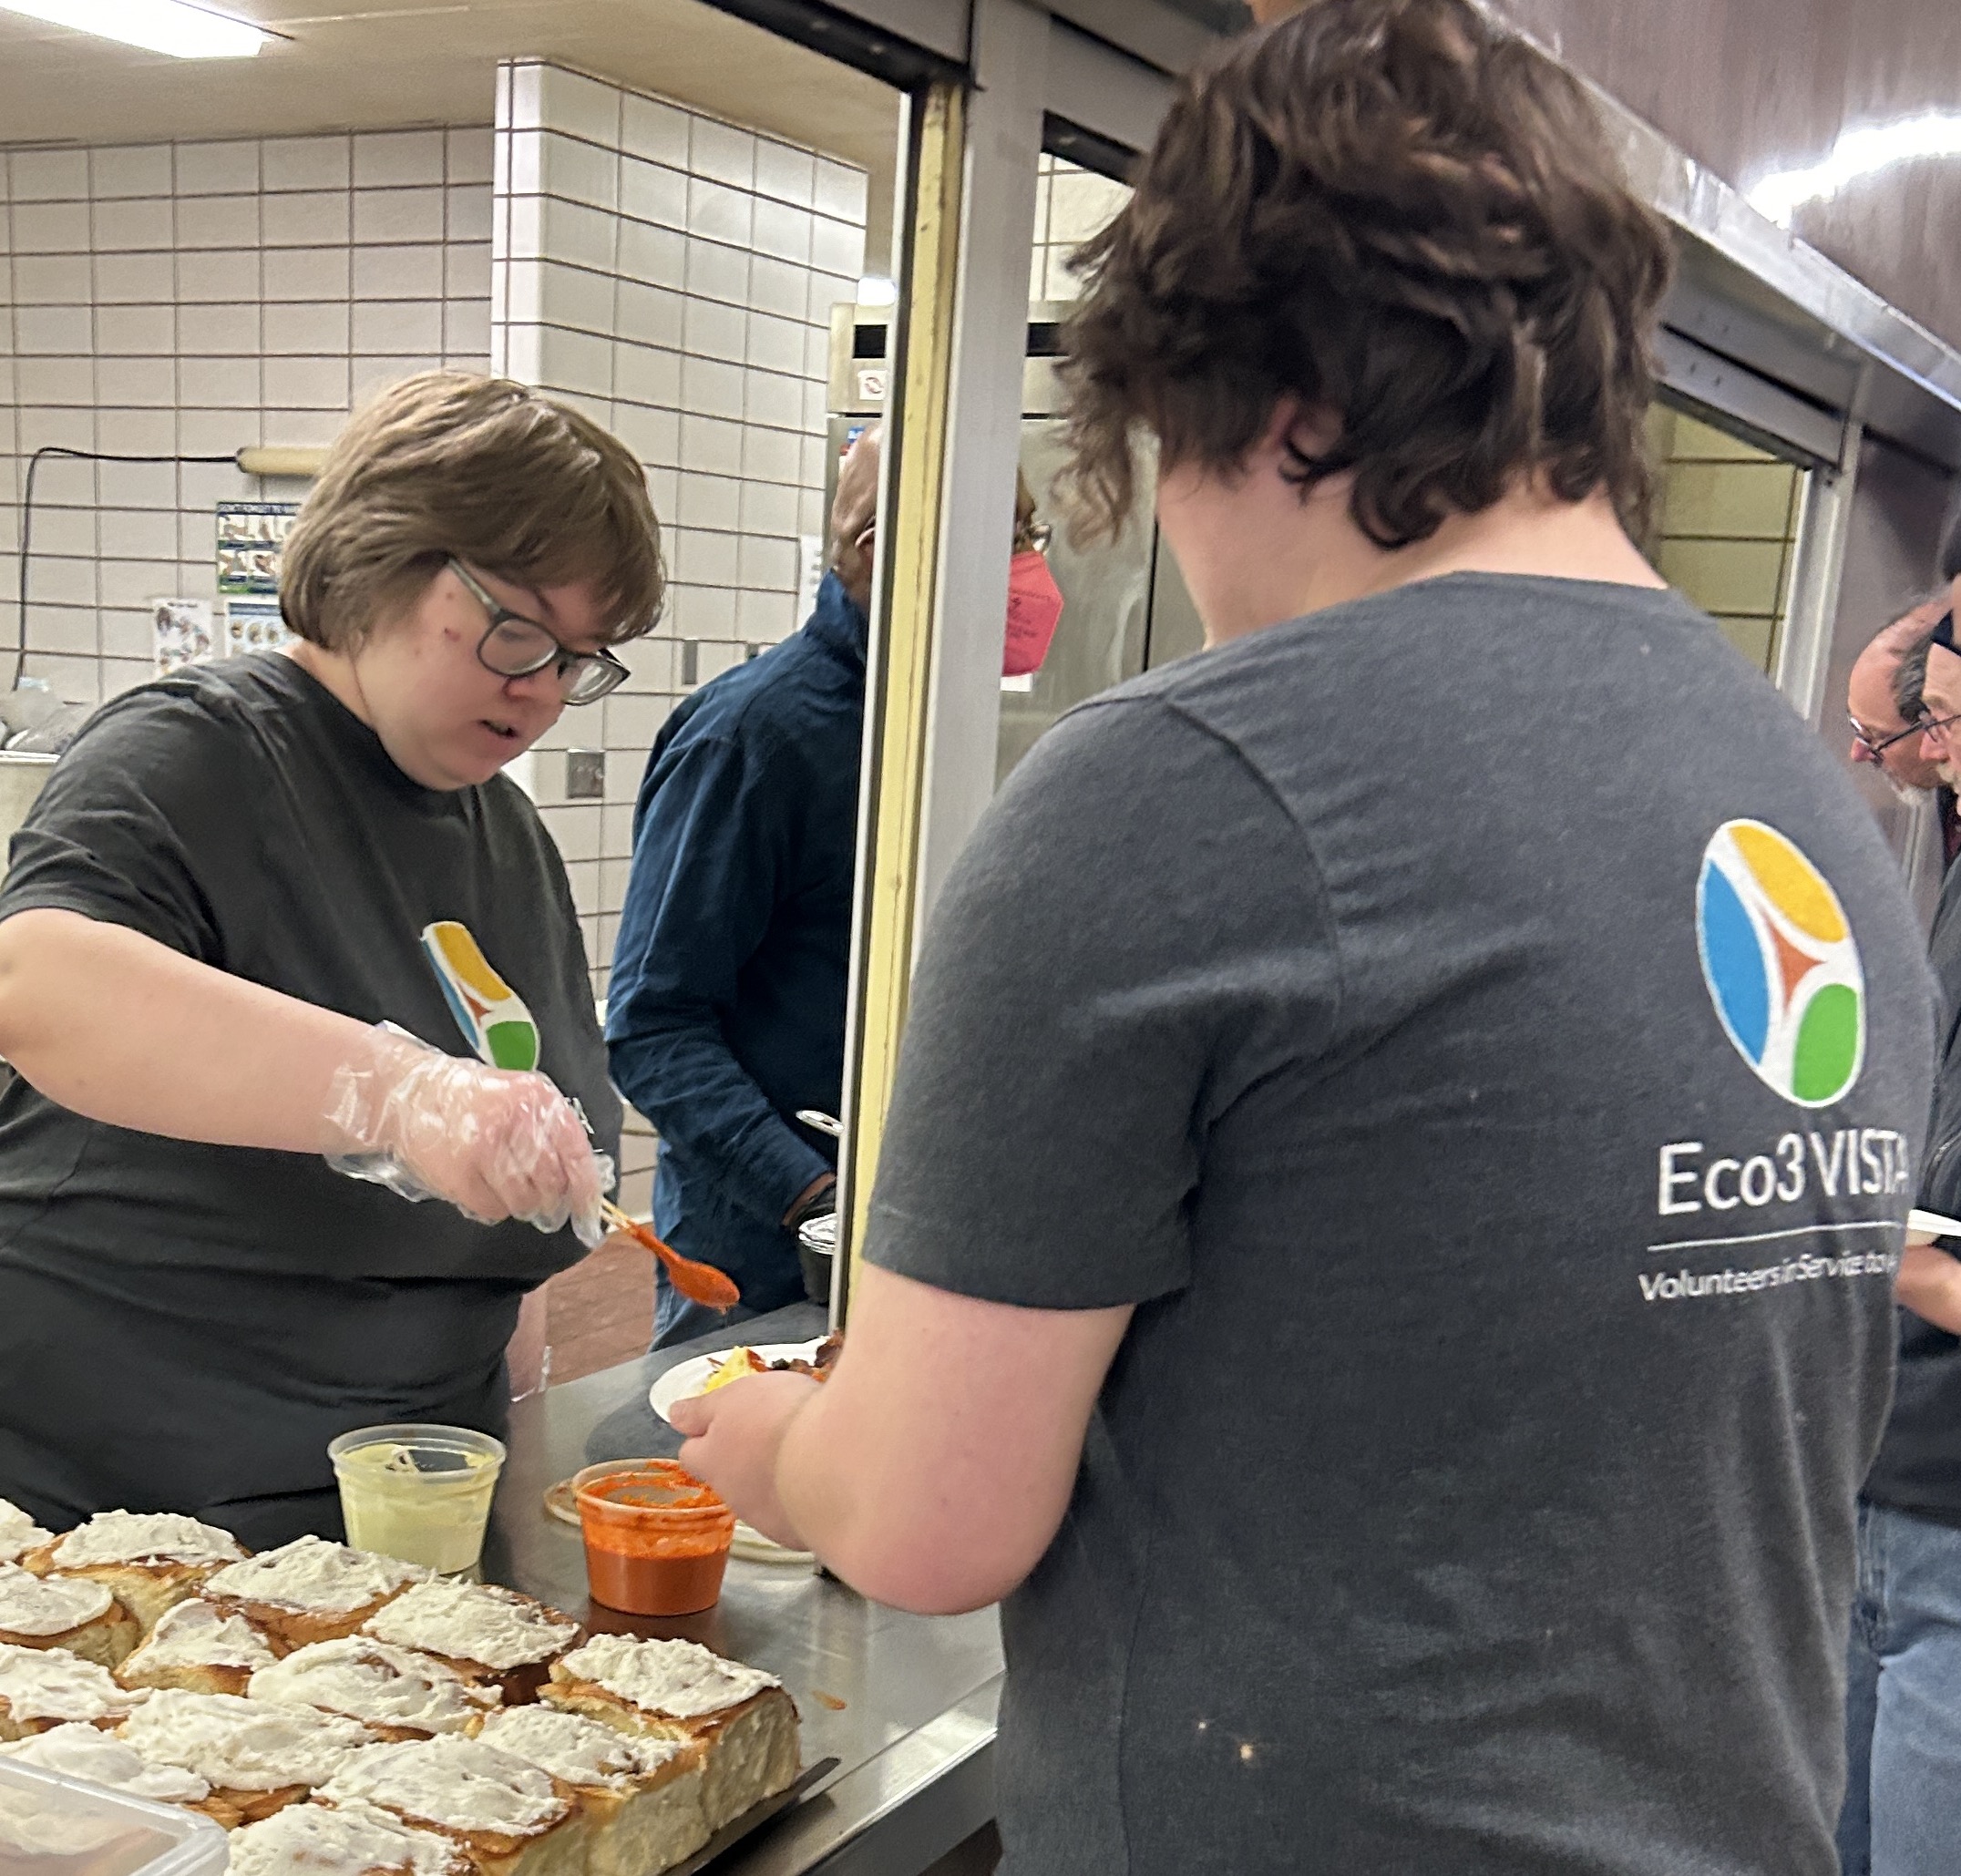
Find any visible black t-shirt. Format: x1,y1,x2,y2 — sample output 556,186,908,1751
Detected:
866,576,1935,1875
0,656,619,1543
1864,850,1961,1525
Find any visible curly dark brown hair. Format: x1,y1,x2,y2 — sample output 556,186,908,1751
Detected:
1057,0,1675,548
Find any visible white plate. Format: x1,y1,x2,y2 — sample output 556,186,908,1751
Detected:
731,1522,816,1567
648,1339,828,1427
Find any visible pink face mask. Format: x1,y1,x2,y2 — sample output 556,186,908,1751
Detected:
1003,550,1065,678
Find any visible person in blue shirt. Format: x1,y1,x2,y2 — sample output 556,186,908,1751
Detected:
606,428,882,1345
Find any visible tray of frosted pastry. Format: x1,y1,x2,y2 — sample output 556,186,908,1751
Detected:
0,1562,140,1667
542,1636,801,1838
18,1511,247,1633
0,1499,808,1875
200,1535,428,1649
2,1508,245,1671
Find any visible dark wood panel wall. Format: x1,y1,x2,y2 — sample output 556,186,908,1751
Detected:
1490,0,1961,352
1238,0,1961,353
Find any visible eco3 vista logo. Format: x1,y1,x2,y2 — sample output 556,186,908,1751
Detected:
1695,819,1863,1108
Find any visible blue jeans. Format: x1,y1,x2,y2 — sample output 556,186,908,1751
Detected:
1840,1500,1961,1873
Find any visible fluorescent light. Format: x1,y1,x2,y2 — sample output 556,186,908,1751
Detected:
1748,110,1961,227
857,274,899,307
0,0,271,58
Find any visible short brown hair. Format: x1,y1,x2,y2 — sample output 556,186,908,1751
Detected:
1058,0,1674,548
282,371,665,650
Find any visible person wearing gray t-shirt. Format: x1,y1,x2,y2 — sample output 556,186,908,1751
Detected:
672,5,1936,1871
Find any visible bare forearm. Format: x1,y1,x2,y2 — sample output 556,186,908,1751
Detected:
1899,1240,1961,1336
768,1386,1012,1615
0,909,373,1150
773,1389,892,1591
771,1275,1132,1615
772,1374,1073,1615
674,1271,1132,1616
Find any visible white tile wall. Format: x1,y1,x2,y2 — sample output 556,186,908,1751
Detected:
0,127,496,705
1029,154,1133,303
492,59,868,1028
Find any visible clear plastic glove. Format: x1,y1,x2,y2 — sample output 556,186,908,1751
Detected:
323,1024,612,1248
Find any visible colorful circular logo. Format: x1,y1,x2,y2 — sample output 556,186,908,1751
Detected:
1696,819,1863,1108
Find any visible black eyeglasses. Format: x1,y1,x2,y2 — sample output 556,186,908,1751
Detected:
1849,713,1933,763
1915,612,1961,748
447,559,629,706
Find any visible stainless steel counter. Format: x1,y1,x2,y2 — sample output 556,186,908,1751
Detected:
483,1305,1003,1875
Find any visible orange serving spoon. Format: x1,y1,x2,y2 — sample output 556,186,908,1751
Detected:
600,1199,741,1311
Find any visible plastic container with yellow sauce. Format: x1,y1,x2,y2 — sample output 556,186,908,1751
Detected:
326,1423,507,1574
573,1461,735,1615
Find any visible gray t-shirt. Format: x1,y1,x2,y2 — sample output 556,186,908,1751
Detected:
866,575,1935,1876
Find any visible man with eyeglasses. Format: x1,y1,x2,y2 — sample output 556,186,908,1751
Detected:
1845,602,1961,938
1841,519,1961,1876
1849,603,1952,798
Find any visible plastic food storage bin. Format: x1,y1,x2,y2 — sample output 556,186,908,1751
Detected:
0,1757,229,1876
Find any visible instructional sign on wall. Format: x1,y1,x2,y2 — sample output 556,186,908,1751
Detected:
152,599,214,676
225,600,293,657
216,501,301,596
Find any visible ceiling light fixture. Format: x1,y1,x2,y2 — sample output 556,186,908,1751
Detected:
0,0,272,58
1748,110,1961,227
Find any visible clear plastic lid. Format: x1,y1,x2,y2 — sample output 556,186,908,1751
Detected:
0,1758,228,1876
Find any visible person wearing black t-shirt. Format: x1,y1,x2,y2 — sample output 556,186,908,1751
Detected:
1844,567,1961,1875
0,373,662,1545
672,8,1935,1873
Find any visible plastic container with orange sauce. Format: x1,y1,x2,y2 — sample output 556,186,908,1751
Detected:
573,1461,736,1615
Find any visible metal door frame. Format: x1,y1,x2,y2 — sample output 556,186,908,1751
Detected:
836,77,970,1308
832,0,1173,1295
1774,417,1864,730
